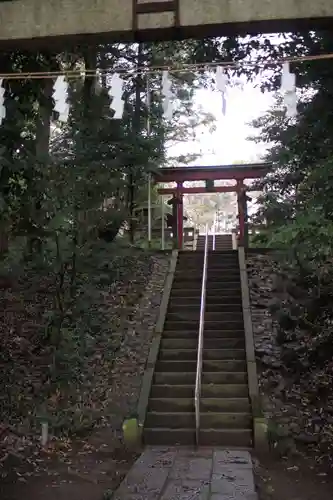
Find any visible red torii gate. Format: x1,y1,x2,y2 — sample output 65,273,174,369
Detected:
154,163,271,248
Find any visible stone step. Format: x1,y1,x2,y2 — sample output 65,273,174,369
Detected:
143,428,252,446
210,250,236,253
150,385,194,398
160,338,245,350
155,359,246,373
166,312,243,322
173,275,241,284
145,412,195,429
204,412,253,429
179,252,238,257
202,397,251,412
145,412,252,429
158,349,245,361
205,297,243,304
179,251,236,256
199,429,253,447
199,236,232,240
153,371,248,387
206,282,241,289
169,289,242,299
184,241,232,245
149,396,195,411
178,264,237,270
148,395,250,413
196,245,233,248
150,383,249,399
168,302,242,311
204,338,245,349
143,427,195,445
171,284,240,292
164,320,244,330
173,280,240,289
175,269,239,275
193,250,233,254
171,290,241,299
198,235,232,238
202,374,248,388
177,261,239,269
182,255,239,260
197,241,232,245
159,349,198,361
160,338,200,349
172,280,241,289
209,254,237,258
177,260,238,267
202,382,249,397
193,267,240,273
175,269,240,277
153,371,196,385
162,329,245,339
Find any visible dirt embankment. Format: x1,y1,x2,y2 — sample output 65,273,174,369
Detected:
248,253,333,499
0,247,169,500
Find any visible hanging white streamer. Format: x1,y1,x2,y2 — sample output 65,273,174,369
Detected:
94,69,102,95
0,79,6,125
161,71,173,120
280,62,297,118
222,93,227,116
216,66,228,93
53,76,69,123
284,91,297,118
108,73,125,119
215,67,228,116
281,62,296,92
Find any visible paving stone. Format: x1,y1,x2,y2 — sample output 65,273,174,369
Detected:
211,467,255,496
170,457,212,480
113,495,160,500
135,449,177,470
146,446,177,454
210,496,230,500
214,468,255,488
210,495,258,500
178,447,214,459
114,466,169,499
113,447,257,500
161,479,210,500
213,451,252,470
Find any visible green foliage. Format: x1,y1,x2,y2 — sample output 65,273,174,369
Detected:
247,31,333,379
0,38,232,437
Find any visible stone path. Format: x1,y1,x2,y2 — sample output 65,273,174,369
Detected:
113,447,258,499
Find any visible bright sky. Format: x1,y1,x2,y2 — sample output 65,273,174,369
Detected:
170,77,275,165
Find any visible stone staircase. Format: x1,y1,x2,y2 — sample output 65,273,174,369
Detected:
143,248,252,447
196,233,233,251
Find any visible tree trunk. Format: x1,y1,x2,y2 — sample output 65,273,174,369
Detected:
26,77,54,255
129,43,144,244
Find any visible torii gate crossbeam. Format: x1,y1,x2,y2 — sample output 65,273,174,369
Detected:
0,1,332,49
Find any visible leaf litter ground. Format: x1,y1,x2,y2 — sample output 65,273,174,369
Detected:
0,245,169,500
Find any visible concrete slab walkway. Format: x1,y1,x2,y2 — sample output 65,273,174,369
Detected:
113,447,258,500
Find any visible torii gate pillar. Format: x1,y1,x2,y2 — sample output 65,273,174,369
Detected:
176,183,184,250
237,180,245,246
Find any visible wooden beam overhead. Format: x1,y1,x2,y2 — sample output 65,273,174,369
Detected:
158,186,237,194
154,163,271,183
0,1,333,49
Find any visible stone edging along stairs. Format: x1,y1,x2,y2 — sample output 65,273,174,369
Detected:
137,241,266,449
